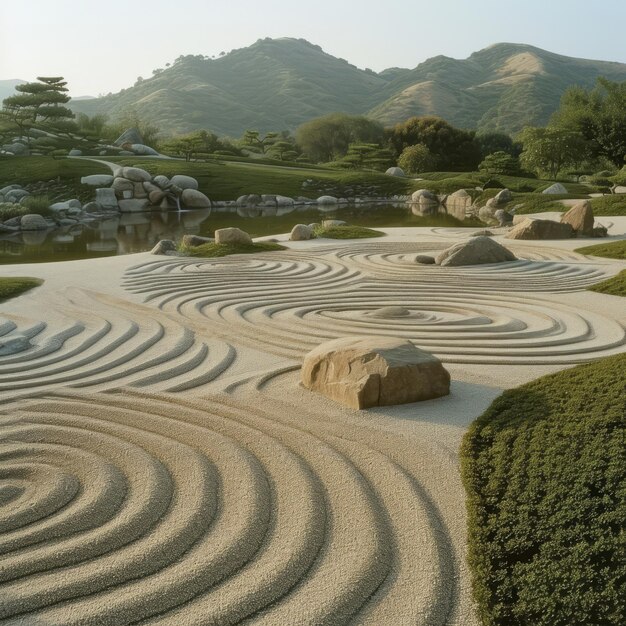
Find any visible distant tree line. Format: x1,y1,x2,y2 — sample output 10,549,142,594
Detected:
2,75,624,186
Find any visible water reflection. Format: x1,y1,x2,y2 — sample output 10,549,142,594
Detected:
0,203,473,264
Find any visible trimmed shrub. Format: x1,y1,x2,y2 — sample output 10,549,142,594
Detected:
462,354,626,626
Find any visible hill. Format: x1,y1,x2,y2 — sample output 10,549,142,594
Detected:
69,39,626,136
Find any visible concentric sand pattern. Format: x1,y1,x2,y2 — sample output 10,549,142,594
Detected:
0,390,471,625
0,289,235,401
124,243,625,364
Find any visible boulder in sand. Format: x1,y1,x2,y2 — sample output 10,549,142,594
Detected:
290,224,315,241
215,227,252,245
301,336,450,409
436,236,517,266
506,218,574,240
560,200,594,236
151,239,177,255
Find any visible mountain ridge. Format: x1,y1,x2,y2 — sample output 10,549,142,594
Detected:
23,39,626,136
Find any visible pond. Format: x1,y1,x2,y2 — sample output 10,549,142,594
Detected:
0,203,477,264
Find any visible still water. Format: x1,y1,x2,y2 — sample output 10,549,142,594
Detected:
0,203,475,264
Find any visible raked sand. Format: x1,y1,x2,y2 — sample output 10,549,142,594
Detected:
0,223,625,625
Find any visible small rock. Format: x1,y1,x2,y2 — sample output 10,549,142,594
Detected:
385,167,405,177
415,255,436,264
290,224,315,241
151,239,177,255
215,227,252,245
181,234,214,247
170,175,199,190
506,218,574,240
181,188,211,209
542,182,568,195
20,214,49,230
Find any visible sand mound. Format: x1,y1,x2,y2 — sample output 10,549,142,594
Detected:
124,243,625,364
0,389,467,625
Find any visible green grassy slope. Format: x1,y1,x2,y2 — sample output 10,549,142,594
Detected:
71,39,626,136
0,277,43,301
588,270,626,297
576,239,626,260
462,354,626,626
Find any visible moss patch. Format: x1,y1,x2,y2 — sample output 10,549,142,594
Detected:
179,241,286,258
587,270,626,296
0,277,43,301
575,239,626,260
461,353,626,626
314,225,385,239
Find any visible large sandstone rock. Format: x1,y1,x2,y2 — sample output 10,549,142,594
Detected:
170,175,199,190
436,236,517,266
506,218,574,240
301,336,450,409
560,200,594,236
20,214,49,230
181,188,211,208
215,227,253,245
290,224,315,241
542,182,568,194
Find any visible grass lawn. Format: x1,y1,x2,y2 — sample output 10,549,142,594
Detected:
111,157,414,201
588,270,626,297
179,241,286,258
0,277,43,301
575,239,626,260
590,195,626,216
314,225,385,239
462,353,626,626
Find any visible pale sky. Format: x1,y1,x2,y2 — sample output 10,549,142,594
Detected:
1,0,625,97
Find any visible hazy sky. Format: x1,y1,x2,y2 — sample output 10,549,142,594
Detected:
1,0,625,96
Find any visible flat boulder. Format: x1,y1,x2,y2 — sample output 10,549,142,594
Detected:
301,336,450,409
560,200,594,236
81,174,114,186
215,227,252,245
290,224,315,241
151,239,177,255
436,236,517,266
506,218,574,240
181,188,211,208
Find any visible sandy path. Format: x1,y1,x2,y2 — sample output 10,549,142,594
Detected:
0,226,625,624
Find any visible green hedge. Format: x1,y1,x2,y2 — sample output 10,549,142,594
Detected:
461,354,626,626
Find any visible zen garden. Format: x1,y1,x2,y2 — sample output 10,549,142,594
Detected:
0,5,624,625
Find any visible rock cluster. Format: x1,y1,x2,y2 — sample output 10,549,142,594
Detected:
301,336,451,409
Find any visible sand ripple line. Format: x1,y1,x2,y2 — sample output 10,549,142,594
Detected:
123,244,624,364
0,289,235,401
0,390,454,625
